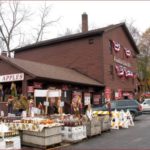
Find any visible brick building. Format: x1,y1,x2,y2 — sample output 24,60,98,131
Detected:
13,13,139,99
0,55,104,114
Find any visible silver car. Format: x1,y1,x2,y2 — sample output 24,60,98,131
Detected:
141,99,150,112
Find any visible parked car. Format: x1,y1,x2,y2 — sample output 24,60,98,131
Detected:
93,99,142,120
141,99,150,113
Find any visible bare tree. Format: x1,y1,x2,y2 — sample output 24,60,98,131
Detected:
124,19,141,45
33,2,61,43
0,1,31,57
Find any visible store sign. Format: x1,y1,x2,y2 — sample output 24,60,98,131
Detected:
0,73,24,83
114,56,131,67
84,93,91,105
34,89,62,97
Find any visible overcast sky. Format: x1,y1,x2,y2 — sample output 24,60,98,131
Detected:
22,0,150,39
1,0,150,52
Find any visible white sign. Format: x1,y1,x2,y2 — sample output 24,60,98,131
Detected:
64,91,67,98
44,101,49,106
84,97,91,105
0,73,24,83
60,101,64,107
114,56,131,67
115,92,119,98
34,89,62,97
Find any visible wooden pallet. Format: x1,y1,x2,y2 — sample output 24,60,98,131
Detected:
22,141,62,150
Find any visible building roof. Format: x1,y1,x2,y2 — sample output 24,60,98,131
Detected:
12,22,139,54
0,56,103,86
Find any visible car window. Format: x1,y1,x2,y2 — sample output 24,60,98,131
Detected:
144,100,150,104
116,101,125,106
127,100,138,105
110,101,116,108
116,100,138,107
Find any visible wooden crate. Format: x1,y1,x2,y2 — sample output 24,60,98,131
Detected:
22,133,62,146
86,120,101,137
88,125,101,136
0,136,21,149
100,116,111,132
23,126,61,137
61,126,87,142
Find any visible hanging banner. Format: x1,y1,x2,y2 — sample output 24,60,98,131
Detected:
115,64,124,77
128,93,134,99
112,40,121,52
125,70,134,78
62,85,68,90
115,89,122,100
0,73,24,83
105,87,111,101
118,88,122,99
124,47,132,57
115,92,119,100
93,94,100,105
27,86,34,93
34,82,42,88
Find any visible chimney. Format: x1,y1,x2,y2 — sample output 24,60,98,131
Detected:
82,12,88,32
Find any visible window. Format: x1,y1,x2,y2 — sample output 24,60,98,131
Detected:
110,65,114,75
109,40,113,54
109,65,114,80
88,39,94,44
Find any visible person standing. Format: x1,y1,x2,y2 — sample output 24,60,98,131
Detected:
106,101,112,117
77,96,83,114
7,96,14,114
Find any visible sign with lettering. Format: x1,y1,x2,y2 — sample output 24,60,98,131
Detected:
0,73,24,83
114,56,131,67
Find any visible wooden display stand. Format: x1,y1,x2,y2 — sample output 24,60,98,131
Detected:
86,117,101,137
21,126,62,149
0,136,21,149
34,89,63,115
61,125,87,143
99,115,111,132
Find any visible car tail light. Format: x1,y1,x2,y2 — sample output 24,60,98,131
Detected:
138,104,142,111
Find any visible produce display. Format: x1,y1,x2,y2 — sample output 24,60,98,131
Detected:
5,117,62,132
0,130,19,138
60,115,87,127
60,115,87,142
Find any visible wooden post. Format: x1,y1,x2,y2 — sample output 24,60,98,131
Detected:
45,89,50,115
22,79,27,97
